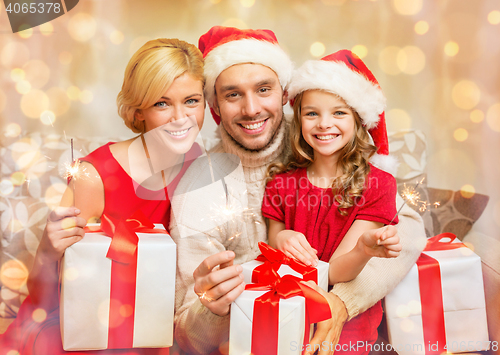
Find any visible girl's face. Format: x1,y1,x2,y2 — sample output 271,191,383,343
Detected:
135,73,205,155
300,90,355,162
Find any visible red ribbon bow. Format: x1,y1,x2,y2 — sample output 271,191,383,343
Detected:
417,233,466,354
245,265,331,355
252,242,318,284
84,211,167,349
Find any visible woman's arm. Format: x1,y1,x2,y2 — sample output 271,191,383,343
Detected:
27,162,104,312
328,220,400,284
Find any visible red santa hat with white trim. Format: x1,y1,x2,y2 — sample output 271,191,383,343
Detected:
198,26,293,125
288,50,398,176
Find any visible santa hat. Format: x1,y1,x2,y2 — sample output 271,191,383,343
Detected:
287,50,398,176
198,26,293,124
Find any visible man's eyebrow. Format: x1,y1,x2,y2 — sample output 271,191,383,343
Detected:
218,78,278,93
219,85,238,93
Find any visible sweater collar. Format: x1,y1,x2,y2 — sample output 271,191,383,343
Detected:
219,118,287,169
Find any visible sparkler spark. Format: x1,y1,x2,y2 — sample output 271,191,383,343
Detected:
390,177,439,224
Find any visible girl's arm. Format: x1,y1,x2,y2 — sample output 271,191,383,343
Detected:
328,220,400,284
267,219,318,266
27,162,104,312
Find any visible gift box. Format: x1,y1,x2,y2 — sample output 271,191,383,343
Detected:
384,233,489,355
60,212,176,351
229,272,331,355
241,242,329,292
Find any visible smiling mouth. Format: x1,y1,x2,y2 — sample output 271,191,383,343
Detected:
315,134,339,141
239,119,267,130
165,126,192,137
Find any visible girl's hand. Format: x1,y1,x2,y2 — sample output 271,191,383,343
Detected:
274,229,319,266
358,225,401,258
38,207,87,264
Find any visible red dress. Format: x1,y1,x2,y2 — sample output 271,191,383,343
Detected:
0,142,201,355
261,164,398,355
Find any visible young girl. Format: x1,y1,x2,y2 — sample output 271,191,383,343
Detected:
262,50,401,354
0,38,204,355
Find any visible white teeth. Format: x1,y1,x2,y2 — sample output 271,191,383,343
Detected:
241,121,265,130
168,128,189,136
316,134,337,140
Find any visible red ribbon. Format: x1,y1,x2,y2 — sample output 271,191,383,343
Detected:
417,233,465,354
252,242,318,284
84,211,167,349
245,267,331,355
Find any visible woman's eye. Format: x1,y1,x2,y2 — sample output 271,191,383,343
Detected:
154,101,167,108
186,99,199,105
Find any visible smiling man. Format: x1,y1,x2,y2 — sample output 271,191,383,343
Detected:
170,26,426,355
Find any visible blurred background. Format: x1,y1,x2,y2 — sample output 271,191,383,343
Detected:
0,0,499,240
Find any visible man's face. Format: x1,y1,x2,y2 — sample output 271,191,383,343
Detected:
213,63,288,151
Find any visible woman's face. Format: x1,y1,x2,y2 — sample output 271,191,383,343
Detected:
135,72,205,156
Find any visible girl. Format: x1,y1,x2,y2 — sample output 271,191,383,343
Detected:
0,38,205,355
262,50,401,354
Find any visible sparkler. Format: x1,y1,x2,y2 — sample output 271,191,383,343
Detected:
62,139,89,206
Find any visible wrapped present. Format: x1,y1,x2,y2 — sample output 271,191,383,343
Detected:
229,268,331,355
242,242,329,291
385,233,489,355
60,211,176,351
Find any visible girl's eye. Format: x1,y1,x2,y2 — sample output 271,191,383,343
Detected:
154,101,167,108
304,111,318,117
334,111,347,116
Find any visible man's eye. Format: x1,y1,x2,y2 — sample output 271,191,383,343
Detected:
259,87,270,93
226,92,238,98
154,101,167,107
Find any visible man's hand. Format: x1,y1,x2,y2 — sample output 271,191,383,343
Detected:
193,250,245,316
274,229,318,266
358,225,401,259
38,206,86,264
303,281,348,355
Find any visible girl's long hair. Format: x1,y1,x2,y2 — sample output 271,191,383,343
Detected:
266,90,377,215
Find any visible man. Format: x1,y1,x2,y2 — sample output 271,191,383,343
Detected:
170,26,426,355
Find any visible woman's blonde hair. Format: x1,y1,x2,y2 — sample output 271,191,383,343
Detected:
267,90,377,215
117,38,204,133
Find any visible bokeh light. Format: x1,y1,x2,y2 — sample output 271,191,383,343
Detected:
240,0,255,7
393,0,422,16
120,304,134,318
400,318,414,333
48,87,71,116
1,42,30,69
40,22,54,36
64,267,79,281
396,304,410,318
453,128,468,142
386,109,412,131
21,89,50,118
488,10,500,25
11,172,26,186
6,350,21,355
40,110,56,125
486,103,500,132
470,109,484,123
379,46,401,75
68,13,97,42
17,26,33,39
16,80,31,95
10,68,25,82
310,42,326,57
45,183,67,209
414,21,429,35
460,184,475,198
110,30,124,45
80,90,94,104
452,80,480,110
59,51,73,65
32,308,47,323
67,86,81,100
23,60,51,89
351,45,368,59
444,41,459,57
408,300,421,314
397,46,425,75
221,18,248,29
0,259,29,290
0,179,15,195
4,123,22,138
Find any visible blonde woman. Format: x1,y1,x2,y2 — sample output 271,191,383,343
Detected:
0,38,205,355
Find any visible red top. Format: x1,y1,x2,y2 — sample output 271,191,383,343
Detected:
80,142,202,231
262,164,398,262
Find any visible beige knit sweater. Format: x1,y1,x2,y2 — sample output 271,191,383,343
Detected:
170,118,427,355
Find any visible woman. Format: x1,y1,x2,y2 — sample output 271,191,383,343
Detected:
0,38,205,355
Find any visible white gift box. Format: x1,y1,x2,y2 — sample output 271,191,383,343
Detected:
229,290,307,355
241,259,329,292
60,224,176,351
385,236,489,355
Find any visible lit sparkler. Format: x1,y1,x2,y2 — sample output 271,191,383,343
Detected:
62,139,89,206
390,177,439,224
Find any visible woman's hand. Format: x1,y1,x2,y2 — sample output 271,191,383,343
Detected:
358,225,401,258
302,280,347,355
274,229,318,267
38,206,87,264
